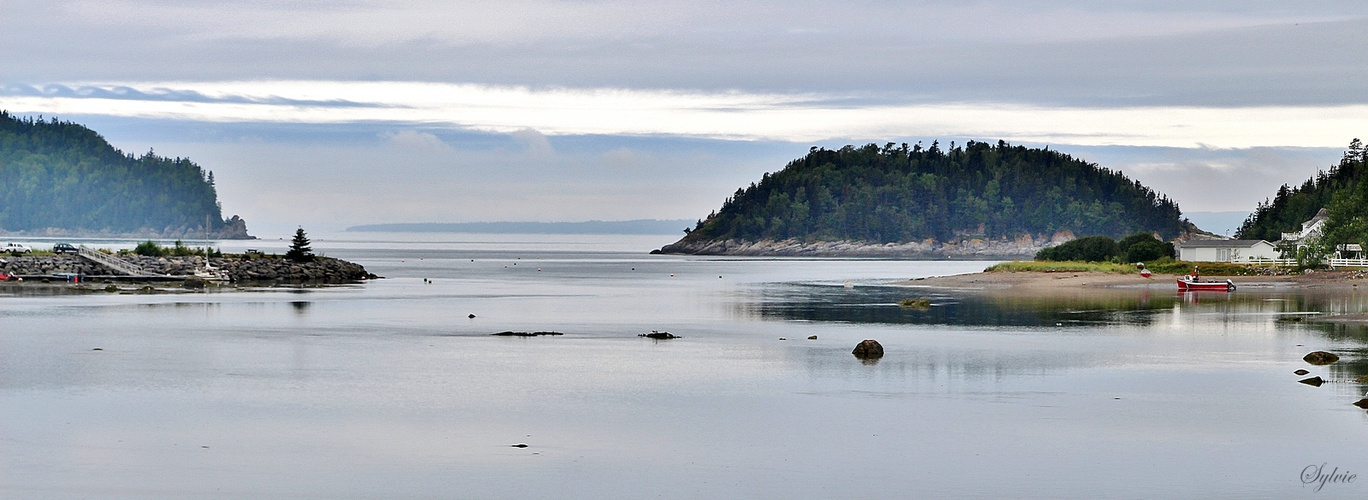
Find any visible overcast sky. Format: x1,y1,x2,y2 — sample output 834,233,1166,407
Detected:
3,1,1366,235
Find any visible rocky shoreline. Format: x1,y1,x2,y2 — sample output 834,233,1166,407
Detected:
653,235,1061,259
1,255,376,283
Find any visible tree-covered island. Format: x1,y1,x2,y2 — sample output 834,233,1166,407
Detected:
657,141,1192,257
0,112,251,238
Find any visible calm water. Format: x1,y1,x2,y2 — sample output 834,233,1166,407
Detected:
3,233,1368,498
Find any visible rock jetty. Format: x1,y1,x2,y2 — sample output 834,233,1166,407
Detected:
0,255,375,283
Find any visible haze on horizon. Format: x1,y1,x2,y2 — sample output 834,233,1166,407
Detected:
4,1,1367,236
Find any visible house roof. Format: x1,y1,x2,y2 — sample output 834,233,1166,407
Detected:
1177,239,1272,248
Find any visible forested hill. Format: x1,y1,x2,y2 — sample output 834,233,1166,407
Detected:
664,141,1188,251
1237,139,1367,242
0,112,250,238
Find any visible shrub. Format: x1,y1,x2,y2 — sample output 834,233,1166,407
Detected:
133,240,165,257
1035,235,1119,262
1117,232,1175,262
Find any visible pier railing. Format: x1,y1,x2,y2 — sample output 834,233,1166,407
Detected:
77,245,152,276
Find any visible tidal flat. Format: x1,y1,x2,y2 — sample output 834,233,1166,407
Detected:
3,233,1368,499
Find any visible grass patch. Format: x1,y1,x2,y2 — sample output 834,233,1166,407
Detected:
987,259,1280,276
985,261,1139,274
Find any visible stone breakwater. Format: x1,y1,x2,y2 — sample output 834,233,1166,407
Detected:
654,236,1058,258
1,255,376,283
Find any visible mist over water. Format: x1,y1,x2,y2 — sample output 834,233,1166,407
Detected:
3,233,1368,498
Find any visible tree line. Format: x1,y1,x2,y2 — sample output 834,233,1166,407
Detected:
1236,140,1368,242
683,141,1188,244
0,112,230,234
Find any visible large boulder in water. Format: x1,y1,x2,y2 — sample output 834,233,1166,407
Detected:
852,339,884,359
1304,351,1340,365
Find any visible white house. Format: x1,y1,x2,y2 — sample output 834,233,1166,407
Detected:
1176,239,1280,262
1281,208,1330,246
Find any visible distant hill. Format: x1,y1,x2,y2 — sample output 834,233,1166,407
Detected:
347,220,694,235
0,112,250,238
1237,139,1367,243
659,141,1189,255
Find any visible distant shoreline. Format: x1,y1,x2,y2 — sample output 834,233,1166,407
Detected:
347,220,693,235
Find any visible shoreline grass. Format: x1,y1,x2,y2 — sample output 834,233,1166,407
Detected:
986,260,1282,276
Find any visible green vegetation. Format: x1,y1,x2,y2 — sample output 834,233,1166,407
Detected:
1117,232,1175,262
1035,235,1120,262
987,259,1271,276
130,239,221,258
897,297,932,309
1035,232,1174,263
0,112,242,235
681,141,1188,245
286,227,314,262
987,261,1140,274
1238,139,1368,242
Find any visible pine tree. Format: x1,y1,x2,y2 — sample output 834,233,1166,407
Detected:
285,227,314,262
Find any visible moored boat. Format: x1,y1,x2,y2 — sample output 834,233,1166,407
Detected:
1177,273,1234,292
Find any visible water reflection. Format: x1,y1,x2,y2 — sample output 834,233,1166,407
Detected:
742,284,1368,328
747,283,1368,414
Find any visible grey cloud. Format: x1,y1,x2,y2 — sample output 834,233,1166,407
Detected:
5,2,1368,107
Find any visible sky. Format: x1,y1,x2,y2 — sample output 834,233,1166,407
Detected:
3,1,1367,235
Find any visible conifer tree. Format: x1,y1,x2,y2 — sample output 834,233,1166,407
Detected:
286,227,314,262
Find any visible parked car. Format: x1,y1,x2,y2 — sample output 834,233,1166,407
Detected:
2,242,32,254
52,243,79,255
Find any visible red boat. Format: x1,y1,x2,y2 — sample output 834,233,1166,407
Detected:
1177,274,1234,292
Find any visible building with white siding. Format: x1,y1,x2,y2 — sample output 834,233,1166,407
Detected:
1176,239,1280,262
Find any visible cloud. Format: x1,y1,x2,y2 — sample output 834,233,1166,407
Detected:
382,130,450,151
6,2,1367,107
5,80,1368,149
508,129,555,162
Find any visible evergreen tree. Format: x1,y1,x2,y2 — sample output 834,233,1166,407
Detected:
286,227,314,262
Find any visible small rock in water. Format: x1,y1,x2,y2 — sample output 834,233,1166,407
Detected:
852,339,884,359
468,314,476,319
640,331,679,339
492,331,564,337
1298,376,1325,387
1294,369,1310,376
808,335,818,340
1354,399,1368,409
1304,351,1340,365
92,347,103,351
511,443,529,448
779,337,787,341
